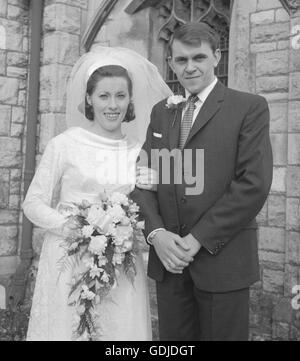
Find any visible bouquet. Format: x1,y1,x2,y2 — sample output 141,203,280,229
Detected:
57,192,143,341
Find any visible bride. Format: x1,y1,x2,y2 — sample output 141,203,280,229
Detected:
22,46,172,341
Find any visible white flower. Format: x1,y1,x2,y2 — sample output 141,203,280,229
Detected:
81,285,95,300
112,252,125,265
98,256,107,267
107,204,126,223
82,225,94,238
88,235,107,255
121,216,131,226
89,265,103,279
101,272,110,283
106,223,117,237
109,192,129,206
166,95,186,109
86,204,106,227
69,242,79,251
122,239,133,252
129,203,139,213
114,225,133,246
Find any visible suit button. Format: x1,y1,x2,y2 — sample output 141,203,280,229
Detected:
181,196,187,204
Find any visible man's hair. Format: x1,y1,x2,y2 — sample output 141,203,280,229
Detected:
168,22,220,56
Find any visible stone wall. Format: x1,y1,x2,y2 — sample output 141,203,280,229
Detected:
230,0,300,341
0,0,29,308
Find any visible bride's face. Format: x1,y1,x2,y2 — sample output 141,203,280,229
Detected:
87,76,130,136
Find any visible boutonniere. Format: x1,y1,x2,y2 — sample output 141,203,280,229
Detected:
166,95,187,110
166,95,187,127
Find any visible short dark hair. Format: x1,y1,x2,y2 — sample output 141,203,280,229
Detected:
168,22,220,56
85,65,135,122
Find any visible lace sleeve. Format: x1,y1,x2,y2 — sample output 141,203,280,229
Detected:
22,137,67,229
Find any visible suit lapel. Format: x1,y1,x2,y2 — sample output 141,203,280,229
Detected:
184,81,226,147
168,107,182,150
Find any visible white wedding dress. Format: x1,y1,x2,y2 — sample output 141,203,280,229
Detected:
23,127,152,341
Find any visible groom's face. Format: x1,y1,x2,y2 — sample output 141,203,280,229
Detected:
169,39,221,94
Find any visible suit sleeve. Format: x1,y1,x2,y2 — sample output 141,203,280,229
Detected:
191,96,273,255
130,105,165,239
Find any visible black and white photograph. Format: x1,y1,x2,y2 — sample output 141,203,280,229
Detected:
0,0,300,343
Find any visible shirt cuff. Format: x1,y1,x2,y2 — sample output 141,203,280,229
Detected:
147,228,166,245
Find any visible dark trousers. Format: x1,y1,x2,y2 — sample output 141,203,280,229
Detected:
156,268,250,341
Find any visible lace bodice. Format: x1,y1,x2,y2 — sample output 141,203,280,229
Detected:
23,127,141,230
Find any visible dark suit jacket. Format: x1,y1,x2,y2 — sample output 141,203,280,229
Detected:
131,81,273,293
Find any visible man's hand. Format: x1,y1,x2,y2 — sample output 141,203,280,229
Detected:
136,166,158,192
152,230,194,274
182,234,202,258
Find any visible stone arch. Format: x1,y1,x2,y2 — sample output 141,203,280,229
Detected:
81,0,119,51
0,25,6,49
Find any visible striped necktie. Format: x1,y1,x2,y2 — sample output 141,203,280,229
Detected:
179,94,199,149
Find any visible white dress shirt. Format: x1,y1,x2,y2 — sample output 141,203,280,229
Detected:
183,76,218,126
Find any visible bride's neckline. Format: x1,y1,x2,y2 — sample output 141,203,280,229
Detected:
65,127,138,149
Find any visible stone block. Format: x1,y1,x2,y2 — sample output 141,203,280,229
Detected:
256,76,288,93
0,0,7,17
263,268,284,294
8,0,29,9
290,49,300,72
269,101,288,133
10,123,23,137
0,137,21,167
9,179,20,195
43,32,80,66
256,51,288,76
288,101,300,132
0,210,18,224
257,0,282,10
39,64,72,113
270,133,287,166
11,106,25,124
271,167,286,193
272,322,290,340
7,66,27,79
259,227,285,253
0,169,9,208
259,92,288,102
0,226,18,256
290,72,300,99
288,134,300,165
44,3,81,34
0,256,18,276
10,169,21,181
286,198,300,231
250,10,275,25
259,250,285,270
287,166,300,197
9,194,19,209
268,194,286,227
284,264,300,296
45,0,88,9
286,231,300,265
0,105,11,136
7,51,28,67
250,42,277,53
275,8,290,22
277,40,290,50
17,89,26,106
274,298,294,323
251,22,289,43
0,50,5,75
0,76,19,104
7,4,28,23
0,19,23,51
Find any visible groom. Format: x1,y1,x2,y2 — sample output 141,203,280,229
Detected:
132,22,273,341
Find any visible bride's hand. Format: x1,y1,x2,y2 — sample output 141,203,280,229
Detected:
136,166,158,192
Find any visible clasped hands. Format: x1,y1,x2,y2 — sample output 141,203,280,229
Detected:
152,230,201,274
